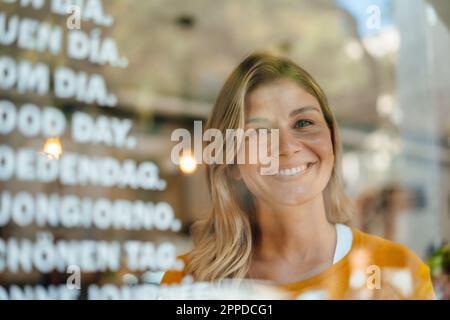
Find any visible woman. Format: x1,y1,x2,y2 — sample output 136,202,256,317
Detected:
161,53,435,299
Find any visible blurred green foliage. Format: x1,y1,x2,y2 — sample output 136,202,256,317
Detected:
428,244,450,276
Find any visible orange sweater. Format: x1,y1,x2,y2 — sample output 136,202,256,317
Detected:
160,228,435,299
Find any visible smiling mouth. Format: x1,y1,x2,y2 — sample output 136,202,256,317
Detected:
276,162,317,177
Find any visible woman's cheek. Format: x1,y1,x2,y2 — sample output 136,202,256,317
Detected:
241,165,272,195
238,164,259,184
303,131,334,159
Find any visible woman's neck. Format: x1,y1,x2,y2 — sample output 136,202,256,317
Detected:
253,194,336,266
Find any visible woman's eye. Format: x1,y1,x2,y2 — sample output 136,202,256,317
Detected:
294,119,314,128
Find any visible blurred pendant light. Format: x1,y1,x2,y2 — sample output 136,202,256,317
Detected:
179,152,197,174
42,137,63,160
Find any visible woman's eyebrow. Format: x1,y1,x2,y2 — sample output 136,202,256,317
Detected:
245,117,271,124
245,106,319,124
289,106,320,118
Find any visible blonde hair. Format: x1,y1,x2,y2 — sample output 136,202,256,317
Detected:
185,52,353,281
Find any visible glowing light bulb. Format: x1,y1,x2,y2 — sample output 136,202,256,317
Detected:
42,137,62,159
179,153,197,174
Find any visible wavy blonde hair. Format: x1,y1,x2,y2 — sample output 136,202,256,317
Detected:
185,52,353,281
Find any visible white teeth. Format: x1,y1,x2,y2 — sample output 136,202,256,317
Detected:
277,164,311,176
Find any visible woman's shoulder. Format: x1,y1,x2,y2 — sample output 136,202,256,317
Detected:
350,227,435,299
351,227,427,268
160,253,190,285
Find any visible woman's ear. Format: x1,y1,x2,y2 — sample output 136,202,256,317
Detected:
230,165,242,181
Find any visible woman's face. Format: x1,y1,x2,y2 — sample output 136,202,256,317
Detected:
236,78,335,206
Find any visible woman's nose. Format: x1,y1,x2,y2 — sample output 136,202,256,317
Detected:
279,129,303,157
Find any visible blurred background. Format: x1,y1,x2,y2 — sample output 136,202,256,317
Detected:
0,0,449,299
